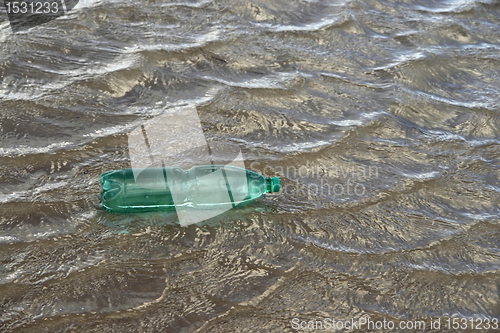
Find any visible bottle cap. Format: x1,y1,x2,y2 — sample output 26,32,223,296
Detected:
266,177,280,193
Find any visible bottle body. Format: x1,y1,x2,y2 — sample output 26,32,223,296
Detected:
100,165,279,213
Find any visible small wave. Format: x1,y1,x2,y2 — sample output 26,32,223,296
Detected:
0,53,139,101
424,129,466,141
406,257,500,275
0,141,75,157
232,137,336,153
411,0,486,14
251,15,346,32
319,71,396,90
123,29,221,53
83,120,145,140
72,0,103,10
469,138,500,147
399,85,494,109
200,71,307,89
160,0,213,9
298,236,399,254
0,210,97,247
370,52,427,72
459,211,500,221
327,111,383,127
0,235,21,244
0,21,11,43
397,170,441,180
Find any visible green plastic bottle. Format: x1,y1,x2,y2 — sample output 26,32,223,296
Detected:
100,165,280,213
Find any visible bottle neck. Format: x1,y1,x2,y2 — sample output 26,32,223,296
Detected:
265,177,280,193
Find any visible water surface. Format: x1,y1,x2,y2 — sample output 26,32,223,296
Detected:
1,0,499,331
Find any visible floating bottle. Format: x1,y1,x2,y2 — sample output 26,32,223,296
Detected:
100,165,280,214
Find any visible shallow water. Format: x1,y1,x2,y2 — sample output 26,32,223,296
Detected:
1,0,499,331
